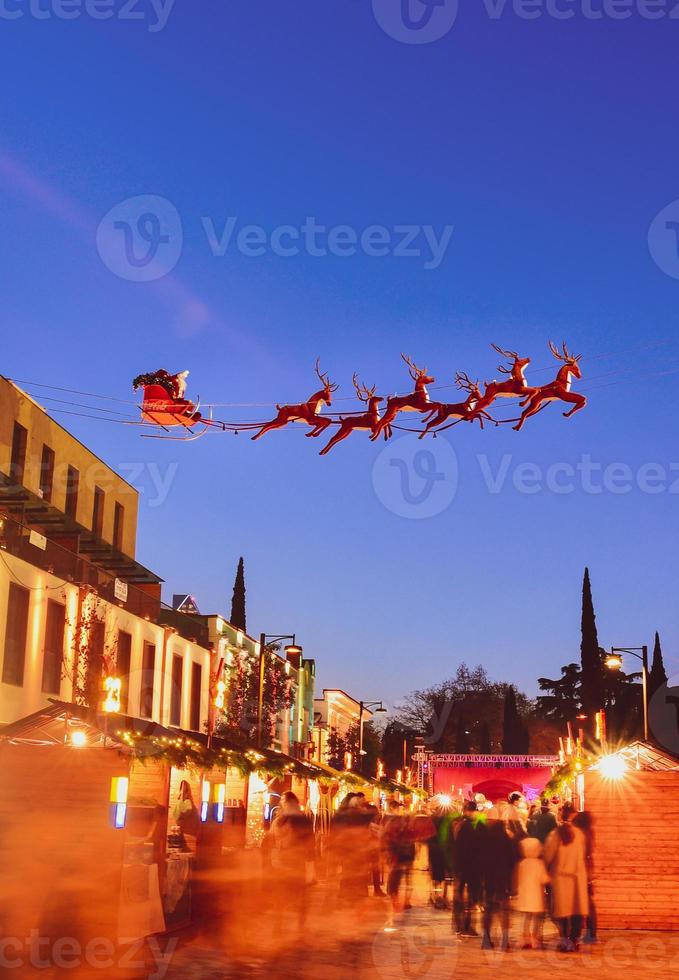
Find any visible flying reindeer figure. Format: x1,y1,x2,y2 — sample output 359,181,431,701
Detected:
472,344,534,415
370,353,435,441
251,359,338,440
319,374,385,455
513,341,586,432
418,372,494,439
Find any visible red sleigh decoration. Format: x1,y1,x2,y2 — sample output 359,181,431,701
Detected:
133,369,212,439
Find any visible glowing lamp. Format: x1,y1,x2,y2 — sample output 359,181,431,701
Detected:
598,753,627,780
110,776,129,829
395,769,402,783
376,761,385,780
605,654,623,671
213,679,227,710
437,793,453,808
103,676,122,714
213,783,226,823
200,781,210,823
344,751,352,771
284,644,303,658
71,730,87,748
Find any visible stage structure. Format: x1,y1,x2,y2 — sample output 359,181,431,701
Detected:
423,754,559,802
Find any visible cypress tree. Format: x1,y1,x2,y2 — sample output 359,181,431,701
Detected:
230,557,247,632
580,568,604,725
649,631,668,699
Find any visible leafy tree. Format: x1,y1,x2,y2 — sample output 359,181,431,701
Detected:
230,556,247,632
479,722,492,754
396,663,535,754
537,663,582,725
381,719,418,775
213,643,293,749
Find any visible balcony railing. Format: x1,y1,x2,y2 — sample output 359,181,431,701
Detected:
0,511,210,649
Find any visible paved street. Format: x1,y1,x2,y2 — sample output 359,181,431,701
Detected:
160,871,679,980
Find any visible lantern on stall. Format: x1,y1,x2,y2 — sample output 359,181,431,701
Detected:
103,676,122,714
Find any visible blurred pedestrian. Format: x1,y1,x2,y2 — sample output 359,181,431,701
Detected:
480,815,518,951
543,805,589,952
572,810,597,944
528,798,558,843
515,836,550,949
270,791,315,929
452,801,484,937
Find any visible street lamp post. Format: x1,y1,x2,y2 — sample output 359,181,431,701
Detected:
606,645,649,742
357,699,387,773
257,633,303,748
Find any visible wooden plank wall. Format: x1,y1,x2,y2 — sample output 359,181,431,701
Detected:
586,769,679,930
0,744,129,945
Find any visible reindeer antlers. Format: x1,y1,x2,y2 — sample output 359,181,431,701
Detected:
491,343,518,360
548,341,582,363
401,352,427,380
315,358,339,391
455,371,479,393
352,373,377,402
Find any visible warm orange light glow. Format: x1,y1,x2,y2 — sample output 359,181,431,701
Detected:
605,654,623,670
597,753,627,780
71,730,87,748
213,679,227,709
103,676,122,713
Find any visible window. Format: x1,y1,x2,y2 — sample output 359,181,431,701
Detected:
140,642,156,719
170,655,183,727
113,503,125,552
65,466,79,520
190,662,202,731
39,445,55,503
10,422,27,484
2,584,30,686
117,630,132,713
41,600,65,694
92,486,105,538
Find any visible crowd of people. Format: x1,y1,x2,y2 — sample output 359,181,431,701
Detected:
265,789,597,953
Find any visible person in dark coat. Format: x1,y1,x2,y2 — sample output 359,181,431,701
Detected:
480,814,518,950
452,802,484,936
528,799,558,843
572,810,597,944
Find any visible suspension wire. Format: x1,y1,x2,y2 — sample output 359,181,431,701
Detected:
8,337,673,412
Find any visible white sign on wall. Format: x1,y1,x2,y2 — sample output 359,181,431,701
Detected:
114,578,129,603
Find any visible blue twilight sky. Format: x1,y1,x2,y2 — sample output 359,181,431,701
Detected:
1,0,679,708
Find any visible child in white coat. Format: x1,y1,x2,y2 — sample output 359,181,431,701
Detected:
515,836,550,949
